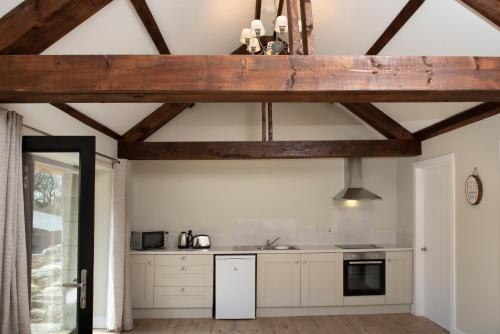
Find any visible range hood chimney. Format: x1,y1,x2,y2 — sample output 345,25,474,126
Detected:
333,158,382,201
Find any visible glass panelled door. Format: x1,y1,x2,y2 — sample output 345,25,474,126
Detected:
23,137,95,334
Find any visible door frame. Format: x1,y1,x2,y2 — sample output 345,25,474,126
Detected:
23,136,96,333
413,153,457,333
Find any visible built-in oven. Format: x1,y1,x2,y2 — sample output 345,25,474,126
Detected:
343,252,385,296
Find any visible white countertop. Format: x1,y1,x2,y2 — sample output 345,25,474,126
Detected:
130,244,413,255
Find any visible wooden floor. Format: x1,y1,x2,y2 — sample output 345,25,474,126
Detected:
94,314,448,333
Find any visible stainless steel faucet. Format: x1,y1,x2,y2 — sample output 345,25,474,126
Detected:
265,237,281,249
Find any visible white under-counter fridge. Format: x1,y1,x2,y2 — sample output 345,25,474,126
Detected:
215,255,256,319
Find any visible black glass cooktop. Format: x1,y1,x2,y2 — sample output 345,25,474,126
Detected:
335,244,384,249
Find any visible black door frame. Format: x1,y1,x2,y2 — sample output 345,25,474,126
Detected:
23,136,95,333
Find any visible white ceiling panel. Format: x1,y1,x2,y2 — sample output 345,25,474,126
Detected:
312,0,408,55
380,0,500,55
374,102,482,133
0,0,22,18
146,0,255,54
42,0,158,55
68,103,163,135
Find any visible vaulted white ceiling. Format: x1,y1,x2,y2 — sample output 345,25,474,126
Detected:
1,0,499,138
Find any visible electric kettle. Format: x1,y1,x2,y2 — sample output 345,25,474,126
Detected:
178,231,188,249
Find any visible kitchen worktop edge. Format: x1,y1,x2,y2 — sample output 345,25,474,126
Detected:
130,245,413,255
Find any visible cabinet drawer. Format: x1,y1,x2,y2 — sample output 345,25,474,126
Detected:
154,265,213,287
154,254,212,266
153,287,213,308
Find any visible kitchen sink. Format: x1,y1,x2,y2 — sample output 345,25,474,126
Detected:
256,245,300,250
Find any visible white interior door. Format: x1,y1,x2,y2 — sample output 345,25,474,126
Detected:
414,154,455,332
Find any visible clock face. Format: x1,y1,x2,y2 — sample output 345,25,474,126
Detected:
465,175,482,205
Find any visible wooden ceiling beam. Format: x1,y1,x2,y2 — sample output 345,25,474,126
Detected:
1,55,498,103
118,139,422,160
130,0,170,54
460,0,500,28
366,0,425,55
120,103,192,142
0,0,113,55
341,103,414,139
414,102,500,141
50,103,120,140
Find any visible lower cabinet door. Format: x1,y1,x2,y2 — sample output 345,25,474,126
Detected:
257,254,301,307
153,287,213,308
131,255,155,308
300,253,343,306
386,251,413,304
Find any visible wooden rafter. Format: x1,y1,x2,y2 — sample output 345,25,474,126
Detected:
118,140,422,160
1,55,498,103
414,102,500,141
340,103,413,140
460,0,500,28
130,0,170,54
0,0,113,54
299,0,315,55
286,0,301,55
120,103,192,142
273,0,286,38
50,103,120,140
366,0,425,55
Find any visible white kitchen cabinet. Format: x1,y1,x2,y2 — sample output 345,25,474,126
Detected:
131,255,155,308
386,251,413,305
300,253,343,306
257,254,301,307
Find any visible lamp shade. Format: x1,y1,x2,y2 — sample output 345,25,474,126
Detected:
240,28,252,44
274,16,288,33
247,38,261,53
250,19,266,36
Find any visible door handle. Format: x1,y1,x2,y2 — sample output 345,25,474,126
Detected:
63,269,87,309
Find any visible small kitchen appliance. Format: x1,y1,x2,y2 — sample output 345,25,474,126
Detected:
192,235,211,249
130,231,168,250
178,231,188,249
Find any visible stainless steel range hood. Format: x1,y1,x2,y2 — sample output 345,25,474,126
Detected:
334,158,382,201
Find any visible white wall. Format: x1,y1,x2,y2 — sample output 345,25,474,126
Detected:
400,114,500,334
130,103,402,247
93,170,112,326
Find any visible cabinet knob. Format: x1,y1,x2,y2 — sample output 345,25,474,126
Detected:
295,260,300,264
387,259,391,263
180,288,187,293
181,266,188,271
302,260,307,264
181,256,187,260
421,247,428,252
148,261,152,265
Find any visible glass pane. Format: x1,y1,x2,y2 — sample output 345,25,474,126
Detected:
28,153,80,334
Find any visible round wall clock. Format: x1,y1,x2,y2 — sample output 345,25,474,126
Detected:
465,168,482,205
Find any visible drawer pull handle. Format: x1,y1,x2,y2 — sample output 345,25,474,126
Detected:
181,256,187,260
180,288,187,293
181,266,188,271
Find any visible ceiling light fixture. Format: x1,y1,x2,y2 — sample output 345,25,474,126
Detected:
240,15,289,55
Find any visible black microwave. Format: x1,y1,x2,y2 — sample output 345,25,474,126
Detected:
130,231,168,250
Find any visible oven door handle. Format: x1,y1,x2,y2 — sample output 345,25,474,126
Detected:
348,261,383,264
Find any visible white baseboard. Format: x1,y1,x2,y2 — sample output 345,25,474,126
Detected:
257,305,411,317
93,316,107,329
133,308,212,319
453,328,466,334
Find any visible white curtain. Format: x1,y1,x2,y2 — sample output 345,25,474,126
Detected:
106,159,133,332
0,109,31,333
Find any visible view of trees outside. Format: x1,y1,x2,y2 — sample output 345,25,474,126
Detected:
30,161,78,334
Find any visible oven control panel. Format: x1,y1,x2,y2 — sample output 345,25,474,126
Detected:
343,252,385,260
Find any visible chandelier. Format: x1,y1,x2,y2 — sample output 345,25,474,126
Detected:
239,16,289,55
